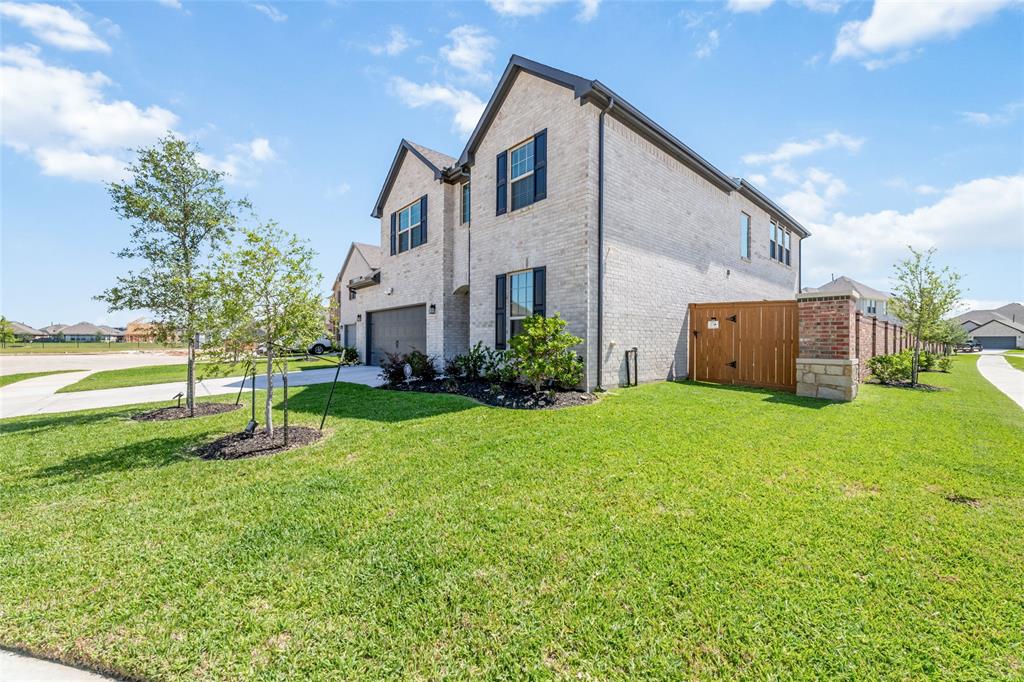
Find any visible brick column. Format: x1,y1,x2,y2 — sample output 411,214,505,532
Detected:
795,291,859,401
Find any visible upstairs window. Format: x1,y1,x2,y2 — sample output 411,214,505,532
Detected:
510,140,535,211
866,299,877,315
461,182,471,224
740,212,751,259
390,195,428,255
769,221,777,260
769,220,792,266
496,130,547,215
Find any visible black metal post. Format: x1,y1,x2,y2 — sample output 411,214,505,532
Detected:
319,357,344,431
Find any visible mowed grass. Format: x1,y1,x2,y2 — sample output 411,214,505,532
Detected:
57,358,339,393
1004,354,1024,372
0,342,185,354
0,355,1021,680
0,369,85,389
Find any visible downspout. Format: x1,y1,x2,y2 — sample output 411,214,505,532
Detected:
597,95,615,391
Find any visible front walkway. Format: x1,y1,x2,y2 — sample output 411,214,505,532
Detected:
0,366,382,419
976,352,1024,410
0,649,116,681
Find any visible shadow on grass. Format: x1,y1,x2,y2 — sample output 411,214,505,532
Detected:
31,434,200,482
0,409,129,436
678,380,835,409
266,381,481,425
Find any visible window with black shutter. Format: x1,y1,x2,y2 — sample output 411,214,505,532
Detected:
496,151,507,215
499,130,548,214
395,196,427,252
495,274,507,349
390,212,397,256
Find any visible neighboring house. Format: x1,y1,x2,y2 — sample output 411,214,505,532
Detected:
954,303,1024,349
804,276,896,321
40,323,67,341
336,55,810,389
59,322,124,343
124,318,161,343
8,320,46,341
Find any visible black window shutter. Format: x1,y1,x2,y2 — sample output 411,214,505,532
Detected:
390,212,397,255
420,194,428,244
533,129,547,202
496,151,507,216
533,267,546,317
495,274,507,349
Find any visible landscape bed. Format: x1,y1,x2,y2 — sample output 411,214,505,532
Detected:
383,377,596,409
0,354,1021,680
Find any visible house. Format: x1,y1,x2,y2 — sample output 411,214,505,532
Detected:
804,276,896,321
40,323,67,340
8,320,46,341
124,318,160,343
954,303,1024,349
336,55,809,389
59,322,123,343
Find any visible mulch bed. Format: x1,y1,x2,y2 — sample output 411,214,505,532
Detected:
383,378,596,409
132,402,241,421
197,426,322,460
868,381,946,392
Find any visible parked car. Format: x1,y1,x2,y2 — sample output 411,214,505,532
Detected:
308,336,334,355
955,341,983,353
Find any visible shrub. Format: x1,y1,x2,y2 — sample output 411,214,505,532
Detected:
867,352,912,384
454,341,487,380
919,350,937,371
509,314,584,393
443,355,462,379
937,355,953,373
406,350,438,382
338,346,359,366
481,347,511,383
378,351,407,386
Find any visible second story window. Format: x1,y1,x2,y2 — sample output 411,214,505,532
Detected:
740,212,750,259
349,288,356,300
865,299,877,315
510,139,535,211
769,220,792,266
390,195,428,255
496,129,547,215
461,182,470,224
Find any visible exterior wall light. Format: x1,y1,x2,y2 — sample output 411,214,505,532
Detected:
429,304,437,314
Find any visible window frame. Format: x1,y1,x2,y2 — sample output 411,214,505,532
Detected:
508,137,535,212
507,269,535,339
461,182,471,224
769,219,792,267
396,199,422,253
740,211,751,260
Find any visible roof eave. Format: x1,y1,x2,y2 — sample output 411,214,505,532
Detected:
371,140,446,219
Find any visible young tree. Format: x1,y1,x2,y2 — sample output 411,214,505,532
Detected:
0,317,15,347
97,134,245,416
509,314,584,392
927,318,970,355
212,222,324,440
888,247,963,386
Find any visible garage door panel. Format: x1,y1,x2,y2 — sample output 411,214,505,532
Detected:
368,305,426,365
973,336,1016,350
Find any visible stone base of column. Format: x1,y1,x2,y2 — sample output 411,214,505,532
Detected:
796,358,858,401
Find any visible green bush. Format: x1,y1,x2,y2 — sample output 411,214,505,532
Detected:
481,347,512,384
338,346,359,366
378,352,407,386
937,355,953,373
509,314,584,392
919,350,937,371
867,352,912,384
443,355,462,379
453,341,488,380
406,350,438,382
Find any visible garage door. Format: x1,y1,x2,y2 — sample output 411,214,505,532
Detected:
367,305,426,365
973,336,1016,350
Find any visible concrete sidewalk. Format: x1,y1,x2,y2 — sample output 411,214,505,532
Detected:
977,353,1024,410
0,365,382,419
0,649,116,681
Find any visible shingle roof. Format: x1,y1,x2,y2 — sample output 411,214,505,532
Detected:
59,321,105,335
41,324,67,334
9,320,44,336
407,142,456,173
371,139,456,218
807,276,890,300
954,302,1024,327
353,242,384,270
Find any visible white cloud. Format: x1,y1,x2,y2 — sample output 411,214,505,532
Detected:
369,26,418,57
0,44,177,181
959,101,1024,126
440,25,496,82
803,174,1024,285
748,173,768,187
577,0,600,22
389,77,485,136
486,0,600,21
325,181,351,198
249,2,286,22
0,2,111,52
833,0,1012,67
196,137,277,183
695,29,720,59
779,167,848,223
156,0,183,8
726,0,774,12
743,131,864,165
915,184,939,195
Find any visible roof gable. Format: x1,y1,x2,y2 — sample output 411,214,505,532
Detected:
371,140,454,218
970,318,1024,335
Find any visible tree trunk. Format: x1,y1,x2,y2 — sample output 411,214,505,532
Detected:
186,336,196,417
283,355,289,447
911,323,922,386
265,348,274,437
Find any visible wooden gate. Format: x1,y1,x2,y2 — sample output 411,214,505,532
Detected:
688,300,799,391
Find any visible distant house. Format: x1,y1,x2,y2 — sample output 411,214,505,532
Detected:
954,303,1024,350
804,276,896,321
124,318,161,343
40,324,67,340
59,322,124,343
8,321,46,341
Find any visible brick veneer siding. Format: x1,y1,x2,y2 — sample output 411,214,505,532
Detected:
796,292,858,401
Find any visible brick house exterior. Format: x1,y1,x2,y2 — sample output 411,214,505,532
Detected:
335,55,810,390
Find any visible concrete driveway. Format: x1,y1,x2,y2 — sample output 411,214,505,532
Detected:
977,352,1024,410
0,365,383,419
0,351,184,375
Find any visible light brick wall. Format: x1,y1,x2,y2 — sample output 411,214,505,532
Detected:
600,116,801,388
465,71,599,382
339,152,454,363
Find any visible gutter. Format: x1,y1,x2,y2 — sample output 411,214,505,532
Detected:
596,95,615,392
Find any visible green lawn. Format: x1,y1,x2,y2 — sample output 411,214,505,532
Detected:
1,355,1021,680
57,358,339,393
1004,354,1024,372
0,342,185,354
0,369,85,389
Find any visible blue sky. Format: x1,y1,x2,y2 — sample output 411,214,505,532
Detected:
2,0,1022,328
